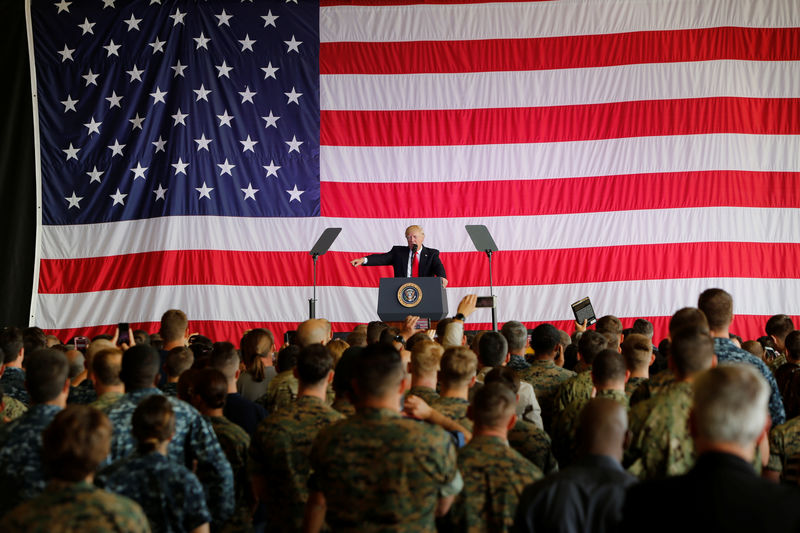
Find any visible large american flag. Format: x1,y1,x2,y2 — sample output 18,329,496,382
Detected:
29,0,800,343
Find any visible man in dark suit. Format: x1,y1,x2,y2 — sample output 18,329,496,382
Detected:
350,225,448,287
621,364,800,533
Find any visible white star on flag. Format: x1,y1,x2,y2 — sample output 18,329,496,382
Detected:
82,69,99,86
171,158,189,175
148,37,166,54
61,95,78,112
171,61,187,77
65,191,83,209
104,39,120,57
286,185,304,202
153,184,167,201
216,9,232,26
171,108,188,126
194,134,213,151
152,136,167,153
62,143,80,160
108,139,125,157
239,86,256,104
124,13,141,31
240,135,258,152
129,113,145,130
286,135,303,153
261,10,278,27
285,87,302,105
131,162,148,180
126,65,143,82
106,91,123,108
218,159,236,176
194,84,211,102
110,188,127,206
284,35,302,53
78,18,95,35
170,8,186,25
239,34,256,51
261,62,279,80
86,166,103,183
55,0,71,14
241,183,258,200
58,44,75,62
262,111,280,128
194,32,210,50
263,160,281,178
196,182,214,199
217,111,234,127
83,116,101,135
150,87,167,104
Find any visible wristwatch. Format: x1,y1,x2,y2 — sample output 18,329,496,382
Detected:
454,313,466,321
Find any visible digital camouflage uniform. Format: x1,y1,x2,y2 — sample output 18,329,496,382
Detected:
551,390,628,468
1,395,27,422
448,435,543,533
507,419,559,475
553,370,593,415
257,370,298,413
0,367,29,405
67,379,96,405
519,360,575,432
431,396,473,432
105,388,234,524
309,407,459,532
207,415,254,533
0,403,61,516
625,377,648,400
97,451,211,533
769,353,788,373
159,382,179,397
0,480,150,533
249,395,344,533
768,416,800,483
406,385,439,406
89,391,124,413
331,396,356,417
626,381,694,480
507,354,531,372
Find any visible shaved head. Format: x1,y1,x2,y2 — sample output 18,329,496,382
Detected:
297,319,332,347
577,398,629,461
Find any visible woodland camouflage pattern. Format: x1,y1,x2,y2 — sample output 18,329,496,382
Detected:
257,370,298,413
207,415,254,533
518,360,575,431
431,396,473,432
507,419,559,475
406,385,439,406
553,370,593,414
768,417,800,483
0,395,27,422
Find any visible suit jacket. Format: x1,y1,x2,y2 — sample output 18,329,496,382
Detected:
365,246,447,279
621,451,800,533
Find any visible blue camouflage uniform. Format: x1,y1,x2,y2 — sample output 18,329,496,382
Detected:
97,451,211,533
0,367,29,405
507,354,531,372
67,379,97,404
105,388,234,524
0,404,61,516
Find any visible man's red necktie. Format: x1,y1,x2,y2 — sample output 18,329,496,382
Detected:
412,251,419,277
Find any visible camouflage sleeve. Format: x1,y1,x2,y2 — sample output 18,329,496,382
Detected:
306,428,328,493
188,413,235,524
768,424,785,473
182,473,213,531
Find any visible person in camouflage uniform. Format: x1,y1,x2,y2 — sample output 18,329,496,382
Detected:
257,345,299,413
250,344,344,533
0,393,27,422
97,395,211,533
306,343,460,532
331,346,361,417
500,320,531,372
773,330,800,420
105,345,234,525
0,326,30,405
193,368,255,533
766,314,795,370
621,333,653,400
625,326,716,479
406,340,442,406
553,330,608,414
551,350,630,468
767,415,800,483
88,348,125,413
0,405,149,533
431,346,478,432
0,349,70,517
519,324,576,433
448,383,543,533
160,346,194,398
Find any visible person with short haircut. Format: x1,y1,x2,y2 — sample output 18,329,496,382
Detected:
766,314,796,369
0,326,29,404
193,369,254,533
326,338,349,367
484,368,558,475
161,346,194,397
516,398,636,533
501,321,531,372
596,315,623,353
157,309,191,386
431,346,479,431
237,329,277,403
621,334,654,398
345,330,367,348
305,343,459,532
105,345,234,525
553,330,608,414
259,345,300,413
630,318,654,339
98,395,212,533
366,321,389,345
742,340,766,361
89,348,125,412
625,327,717,479
67,337,117,405
331,347,360,417
623,365,800,533
250,344,344,532
296,319,332,348
697,288,785,427
519,324,576,432
209,342,266,435
0,405,149,533
0,348,71,516
407,340,443,405
447,383,543,532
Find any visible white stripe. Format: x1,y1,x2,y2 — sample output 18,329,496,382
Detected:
321,134,800,183
35,277,800,330
321,0,800,43
321,61,800,110
39,207,800,259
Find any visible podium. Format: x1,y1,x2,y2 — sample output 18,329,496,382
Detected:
377,277,448,322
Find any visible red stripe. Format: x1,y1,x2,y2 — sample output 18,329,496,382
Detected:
43,315,793,353
321,171,800,218
321,98,800,146
38,242,800,294
321,27,800,74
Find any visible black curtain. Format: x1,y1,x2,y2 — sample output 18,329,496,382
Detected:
0,1,36,328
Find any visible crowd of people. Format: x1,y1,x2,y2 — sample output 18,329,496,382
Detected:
0,288,800,532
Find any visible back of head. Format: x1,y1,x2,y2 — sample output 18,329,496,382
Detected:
405,331,429,353
601,330,621,353
240,328,274,373
670,326,715,379
177,368,201,403
276,345,300,373
471,382,516,430
483,366,520,394
591,349,627,388
354,343,404,400
26,348,70,404
621,333,653,372
785,330,800,362
209,341,240,380
439,346,478,387
366,321,389,345
91,348,123,386
297,344,334,386
86,338,116,371
165,346,194,379
378,326,402,347
132,394,176,453
133,330,150,346
741,340,765,360
333,346,362,396
345,331,367,348
326,339,350,366
529,323,560,359
697,288,733,331
577,330,608,366
23,327,48,355
120,344,161,391
193,367,228,410
669,307,710,337
596,315,623,336
766,314,795,344
159,309,188,343
692,365,769,449
66,350,85,379
0,326,24,364
478,331,508,367
297,318,332,347
43,405,111,481
500,321,527,352
435,318,454,343
577,397,628,459
410,340,444,377
631,318,654,339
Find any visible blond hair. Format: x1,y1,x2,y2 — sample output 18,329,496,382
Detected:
439,346,478,387
410,340,444,376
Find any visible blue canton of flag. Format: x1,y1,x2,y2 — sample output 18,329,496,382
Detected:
33,0,320,225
